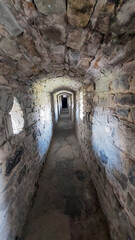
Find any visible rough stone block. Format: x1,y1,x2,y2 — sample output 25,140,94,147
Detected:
0,1,23,36
68,50,80,66
86,83,95,92
6,147,24,176
78,57,94,69
98,93,114,107
95,3,114,34
49,44,65,55
67,0,96,27
0,113,4,126
127,193,135,216
34,0,66,15
0,91,13,112
96,77,111,93
116,108,129,118
18,35,40,58
42,26,66,44
0,141,12,166
112,75,130,92
117,0,135,26
18,165,26,184
67,29,87,51
91,0,107,27
129,165,135,187
51,55,64,64
82,32,102,57
131,108,135,122
111,0,135,35
115,94,135,106
112,121,135,160
0,76,8,85
0,127,6,146
113,170,128,190
5,114,13,138
0,38,19,58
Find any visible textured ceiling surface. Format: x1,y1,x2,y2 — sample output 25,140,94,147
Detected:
33,76,82,92
0,0,135,85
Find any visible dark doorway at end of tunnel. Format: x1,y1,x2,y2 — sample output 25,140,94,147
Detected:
62,95,68,108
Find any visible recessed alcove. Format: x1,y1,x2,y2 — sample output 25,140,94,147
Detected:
9,97,24,135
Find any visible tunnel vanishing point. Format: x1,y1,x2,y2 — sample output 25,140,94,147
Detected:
0,0,135,239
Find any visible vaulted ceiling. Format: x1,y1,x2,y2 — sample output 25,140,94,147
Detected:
0,0,135,84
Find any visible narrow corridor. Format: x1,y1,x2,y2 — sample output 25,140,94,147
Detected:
22,110,110,240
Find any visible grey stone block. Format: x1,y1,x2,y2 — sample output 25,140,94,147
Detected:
113,172,128,190
69,50,80,66
112,75,130,91
0,91,13,112
18,164,26,184
115,94,135,106
129,165,135,187
34,0,66,15
117,108,129,118
0,127,6,146
0,1,23,36
131,108,135,121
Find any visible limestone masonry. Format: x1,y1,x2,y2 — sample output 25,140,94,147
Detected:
0,0,135,239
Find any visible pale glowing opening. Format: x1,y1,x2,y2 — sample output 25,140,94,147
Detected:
9,97,24,135
80,91,84,120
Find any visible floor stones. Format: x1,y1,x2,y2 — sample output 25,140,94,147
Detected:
22,110,110,240
0,0,135,239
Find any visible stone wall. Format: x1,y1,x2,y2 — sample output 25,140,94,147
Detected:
0,78,53,239
76,73,135,239
0,0,135,239
52,93,58,125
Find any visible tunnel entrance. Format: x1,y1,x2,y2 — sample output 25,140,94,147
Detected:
62,95,68,108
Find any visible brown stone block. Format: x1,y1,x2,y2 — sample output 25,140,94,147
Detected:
67,0,96,27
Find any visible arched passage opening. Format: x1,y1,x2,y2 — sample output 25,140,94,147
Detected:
31,76,82,127
52,89,75,124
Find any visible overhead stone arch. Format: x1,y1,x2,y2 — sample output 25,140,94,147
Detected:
54,89,75,95
33,76,83,93
0,0,135,239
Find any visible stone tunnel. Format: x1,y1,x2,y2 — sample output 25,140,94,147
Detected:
0,0,135,239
